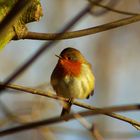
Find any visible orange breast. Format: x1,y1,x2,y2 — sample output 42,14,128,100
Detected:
58,59,81,77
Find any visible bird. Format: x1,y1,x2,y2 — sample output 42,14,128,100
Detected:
51,47,95,118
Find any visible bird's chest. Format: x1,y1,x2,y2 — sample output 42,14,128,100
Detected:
55,64,94,98
56,59,82,77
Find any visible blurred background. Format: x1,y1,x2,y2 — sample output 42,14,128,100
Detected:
0,0,140,139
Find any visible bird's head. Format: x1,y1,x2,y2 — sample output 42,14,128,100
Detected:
55,48,86,76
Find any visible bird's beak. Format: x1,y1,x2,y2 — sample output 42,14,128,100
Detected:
55,54,62,59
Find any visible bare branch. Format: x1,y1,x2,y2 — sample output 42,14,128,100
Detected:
88,0,139,16
89,0,120,16
1,83,140,129
91,123,104,140
73,112,104,140
19,14,140,41
0,104,139,137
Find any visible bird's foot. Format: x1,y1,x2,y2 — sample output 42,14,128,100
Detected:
68,98,73,105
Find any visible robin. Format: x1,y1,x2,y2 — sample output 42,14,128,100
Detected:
51,47,95,117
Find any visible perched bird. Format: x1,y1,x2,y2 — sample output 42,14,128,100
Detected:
51,47,95,117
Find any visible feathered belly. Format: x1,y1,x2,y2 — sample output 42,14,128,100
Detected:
52,64,95,99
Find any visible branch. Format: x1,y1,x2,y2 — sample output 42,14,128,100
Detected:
0,0,42,49
73,112,104,140
1,83,140,129
91,123,104,140
19,14,140,41
88,0,139,16
0,104,139,137
7,81,104,139
88,0,120,16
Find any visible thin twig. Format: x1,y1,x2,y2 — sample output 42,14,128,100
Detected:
101,130,140,138
73,112,91,129
88,0,104,16
0,104,139,137
91,123,104,140
89,0,120,16
88,0,139,16
19,14,140,41
73,112,104,140
1,83,140,129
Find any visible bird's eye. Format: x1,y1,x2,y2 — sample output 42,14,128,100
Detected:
67,56,71,60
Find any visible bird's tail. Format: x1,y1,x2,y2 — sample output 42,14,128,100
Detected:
61,100,72,120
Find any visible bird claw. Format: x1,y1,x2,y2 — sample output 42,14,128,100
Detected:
68,98,73,105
